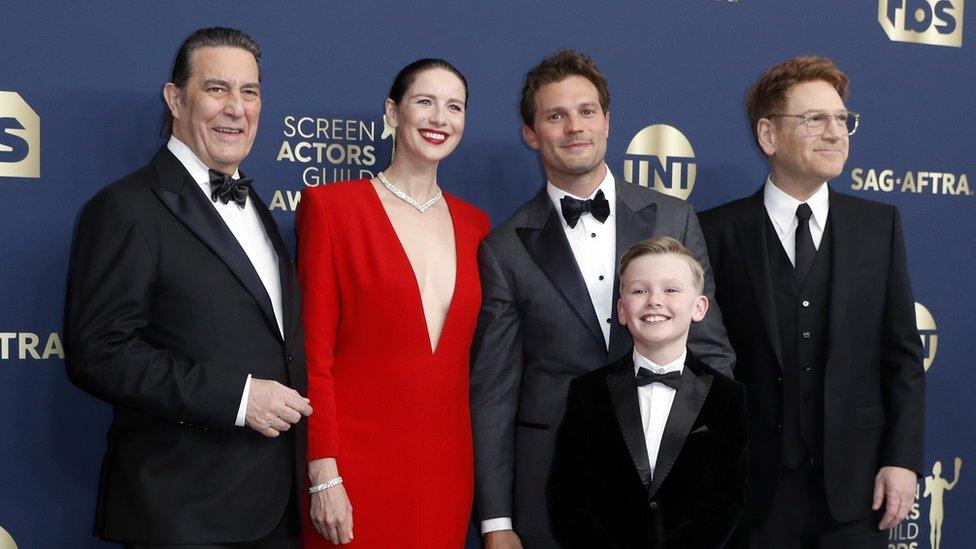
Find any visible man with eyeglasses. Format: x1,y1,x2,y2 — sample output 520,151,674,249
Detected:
699,56,925,548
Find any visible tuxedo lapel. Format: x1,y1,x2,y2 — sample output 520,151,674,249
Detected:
606,356,652,487
734,189,784,369
648,359,712,498
517,190,605,346
150,148,282,341
825,190,860,368
609,179,658,357
251,188,296,342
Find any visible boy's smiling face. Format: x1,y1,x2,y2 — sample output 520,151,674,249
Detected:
617,253,708,363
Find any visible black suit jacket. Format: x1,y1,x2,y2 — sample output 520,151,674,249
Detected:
547,352,746,548
65,147,307,543
699,187,924,525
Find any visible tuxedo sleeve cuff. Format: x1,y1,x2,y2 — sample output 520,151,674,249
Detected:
481,517,513,534
234,374,252,427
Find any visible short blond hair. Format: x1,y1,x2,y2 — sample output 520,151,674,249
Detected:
618,236,705,293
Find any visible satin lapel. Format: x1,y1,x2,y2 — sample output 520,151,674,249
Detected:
150,149,281,340
734,189,784,369
251,186,294,343
609,179,658,357
517,191,605,345
606,357,652,487
647,361,712,498
825,190,859,367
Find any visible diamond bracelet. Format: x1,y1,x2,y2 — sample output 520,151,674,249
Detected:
308,476,343,494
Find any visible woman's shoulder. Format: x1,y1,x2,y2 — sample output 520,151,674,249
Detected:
444,192,490,233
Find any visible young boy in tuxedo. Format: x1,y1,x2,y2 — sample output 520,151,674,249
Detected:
547,236,747,548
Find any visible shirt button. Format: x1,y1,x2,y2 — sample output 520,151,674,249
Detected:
606,318,612,324
287,354,293,363
802,331,811,339
777,376,783,383
803,363,812,372
801,300,810,307
598,275,605,281
591,232,597,238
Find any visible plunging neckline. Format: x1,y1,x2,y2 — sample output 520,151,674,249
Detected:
365,180,461,356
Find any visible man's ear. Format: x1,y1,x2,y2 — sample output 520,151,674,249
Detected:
522,123,539,150
163,83,182,120
757,118,777,157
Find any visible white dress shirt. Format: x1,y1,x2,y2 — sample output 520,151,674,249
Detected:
763,177,829,265
545,167,617,347
481,168,618,535
167,136,284,426
633,348,686,479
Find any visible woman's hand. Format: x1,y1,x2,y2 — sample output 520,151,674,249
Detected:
309,458,354,544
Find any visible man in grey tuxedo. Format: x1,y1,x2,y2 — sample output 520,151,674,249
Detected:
470,50,736,549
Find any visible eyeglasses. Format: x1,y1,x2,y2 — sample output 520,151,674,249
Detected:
768,111,860,136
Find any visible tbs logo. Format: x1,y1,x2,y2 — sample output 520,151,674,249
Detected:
0,91,40,179
878,0,965,47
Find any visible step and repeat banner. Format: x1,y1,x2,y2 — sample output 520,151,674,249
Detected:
1,1,971,547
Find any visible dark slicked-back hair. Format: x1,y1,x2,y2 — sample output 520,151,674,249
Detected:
520,50,610,128
388,58,468,105
162,27,261,136
745,55,849,149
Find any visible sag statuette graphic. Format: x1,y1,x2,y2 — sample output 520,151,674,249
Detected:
923,457,962,549
622,124,697,200
878,0,965,47
0,91,40,179
914,302,937,371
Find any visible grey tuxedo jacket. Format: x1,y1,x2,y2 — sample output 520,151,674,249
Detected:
470,178,734,543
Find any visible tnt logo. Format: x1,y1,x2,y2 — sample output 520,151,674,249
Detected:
622,124,696,200
879,0,965,47
0,91,40,179
914,302,937,371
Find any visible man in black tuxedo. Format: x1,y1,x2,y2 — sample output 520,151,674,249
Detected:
699,56,925,548
547,237,746,548
471,50,734,549
65,27,311,548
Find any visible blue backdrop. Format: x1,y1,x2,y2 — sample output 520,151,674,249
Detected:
1,2,971,548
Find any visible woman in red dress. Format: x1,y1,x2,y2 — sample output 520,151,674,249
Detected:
297,59,489,548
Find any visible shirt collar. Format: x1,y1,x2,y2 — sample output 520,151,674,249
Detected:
546,165,616,228
633,347,686,376
763,175,829,234
167,135,241,186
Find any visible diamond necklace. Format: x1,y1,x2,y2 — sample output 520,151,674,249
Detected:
377,171,443,213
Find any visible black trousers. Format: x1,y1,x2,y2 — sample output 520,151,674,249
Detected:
124,482,300,549
735,461,886,549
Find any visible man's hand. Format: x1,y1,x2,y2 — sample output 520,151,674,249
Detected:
245,378,312,437
309,458,353,544
873,465,918,530
484,530,523,549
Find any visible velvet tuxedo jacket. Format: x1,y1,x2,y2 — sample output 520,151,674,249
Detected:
470,178,736,544
698,187,925,526
65,147,307,544
546,352,747,548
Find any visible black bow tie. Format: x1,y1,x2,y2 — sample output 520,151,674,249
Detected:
560,189,610,229
209,169,252,208
636,368,682,390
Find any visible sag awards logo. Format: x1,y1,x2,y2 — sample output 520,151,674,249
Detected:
269,114,391,211
849,168,971,198
878,0,965,47
914,302,938,371
888,457,963,549
0,91,40,179
0,332,64,361
622,124,697,200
